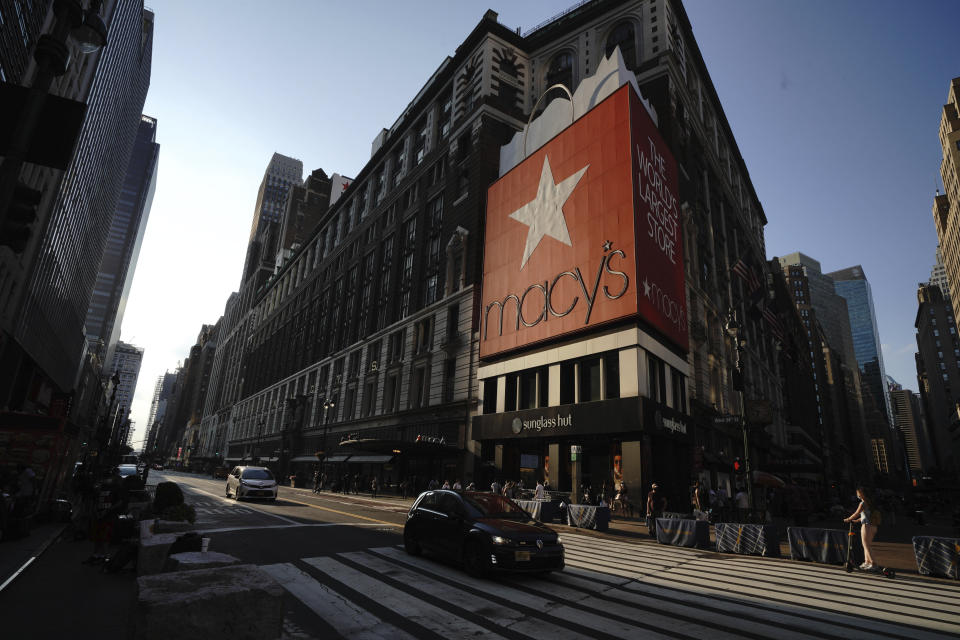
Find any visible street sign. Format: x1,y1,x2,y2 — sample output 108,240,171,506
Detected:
570,445,582,462
713,415,740,425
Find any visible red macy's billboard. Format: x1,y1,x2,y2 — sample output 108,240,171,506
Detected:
480,85,686,359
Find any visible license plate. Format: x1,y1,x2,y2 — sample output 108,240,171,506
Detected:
515,551,531,561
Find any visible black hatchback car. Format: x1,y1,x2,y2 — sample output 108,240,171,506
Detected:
403,490,564,576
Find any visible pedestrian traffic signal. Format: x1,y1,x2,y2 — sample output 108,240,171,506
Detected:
1,184,41,253
733,458,743,473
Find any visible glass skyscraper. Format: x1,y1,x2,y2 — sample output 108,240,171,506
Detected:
829,265,892,426
86,114,160,364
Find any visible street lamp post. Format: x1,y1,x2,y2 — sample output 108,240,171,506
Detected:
254,420,265,465
725,310,754,513
320,399,335,467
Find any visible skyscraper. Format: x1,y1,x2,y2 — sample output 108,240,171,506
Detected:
888,385,929,477
829,265,892,425
86,114,160,363
930,247,950,296
0,1,153,411
241,153,303,284
933,77,960,318
108,340,143,447
914,283,960,472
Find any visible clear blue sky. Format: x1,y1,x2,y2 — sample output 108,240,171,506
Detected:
121,0,959,449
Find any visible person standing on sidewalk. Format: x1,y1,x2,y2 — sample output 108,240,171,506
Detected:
844,486,882,570
371,476,379,498
646,482,666,538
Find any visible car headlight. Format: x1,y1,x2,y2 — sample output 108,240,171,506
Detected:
491,535,511,545
555,535,562,544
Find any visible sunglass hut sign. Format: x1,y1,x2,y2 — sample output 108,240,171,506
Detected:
480,85,687,359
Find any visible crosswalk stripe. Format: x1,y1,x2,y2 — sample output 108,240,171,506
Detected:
302,556,511,639
342,551,588,640
261,562,416,640
638,569,958,638
550,565,915,640
561,533,960,605
507,571,810,640
369,546,686,640
558,534,960,638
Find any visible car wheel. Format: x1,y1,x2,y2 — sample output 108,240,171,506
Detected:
225,486,231,498
464,538,490,578
403,530,422,556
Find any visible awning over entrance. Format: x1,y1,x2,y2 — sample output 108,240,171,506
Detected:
347,454,395,464
324,454,351,463
290,456,319,463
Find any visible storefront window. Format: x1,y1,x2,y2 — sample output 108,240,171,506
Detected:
538,367,549,408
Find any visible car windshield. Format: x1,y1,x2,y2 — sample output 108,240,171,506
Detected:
241,469,274,480
465,493,529,519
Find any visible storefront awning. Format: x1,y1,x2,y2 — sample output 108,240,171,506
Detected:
290,456,319,463
324,454,351,463
347,455,394,464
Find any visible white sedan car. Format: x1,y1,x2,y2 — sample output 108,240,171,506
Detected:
225,466,278,501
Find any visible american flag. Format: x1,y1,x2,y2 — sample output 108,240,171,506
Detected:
762,306,785,343
732,258,762,293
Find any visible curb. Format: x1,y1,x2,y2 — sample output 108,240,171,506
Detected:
0,523,68,593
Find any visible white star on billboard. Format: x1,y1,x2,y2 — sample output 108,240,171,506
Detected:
508,155,588,270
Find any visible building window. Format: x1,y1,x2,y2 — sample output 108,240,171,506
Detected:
604,352,620,400
605,21,638,69
361,378,377,417
439,98,452,139
519,369,538,410
348,350,361,380
384,373,401,413
538,367,549,408
546,50,574,91
505,373,518,412
579,357,602,402
414,317,432,355
388,329,405,363
672,369,687,413
560,362,575,404
648,354,666,404
344,387,356,421
411,365,429,408
443,358,456,403
483,378,497,415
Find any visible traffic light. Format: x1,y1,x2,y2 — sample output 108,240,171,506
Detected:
733,457,743,474
1,184,42,253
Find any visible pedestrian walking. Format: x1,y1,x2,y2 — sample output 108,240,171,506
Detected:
535,480,546,501
465,482,476,491
371,476,379,498
490,479,501,495
399,479,408,498
844,486,883,570
442,480,451,490
453,479,462,491
646,482,666,538
428,478,439,490
313,468,322,493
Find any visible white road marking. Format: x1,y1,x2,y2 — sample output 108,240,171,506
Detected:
261,562,416,640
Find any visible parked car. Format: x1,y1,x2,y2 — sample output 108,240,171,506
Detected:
403,490,564,576
225,466,278,501
212,466,230,480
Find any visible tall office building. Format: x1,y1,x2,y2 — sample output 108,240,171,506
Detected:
86,114,159,363
779,253,873,476
0,0,49,85
144,371,176,456
930,247,950,296
914,283,960,471
108,340,143,446
888,385,928,477
0,1,153,412
829,265,892,426
241,153,303,283
933,77,960,318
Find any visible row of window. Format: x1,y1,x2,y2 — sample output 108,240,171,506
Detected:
481,350,687,415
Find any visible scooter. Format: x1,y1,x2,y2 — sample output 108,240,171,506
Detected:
844,522,896,579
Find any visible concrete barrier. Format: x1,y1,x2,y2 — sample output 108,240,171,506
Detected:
137,520,199,576
166,551,240,572
134,564,284,640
